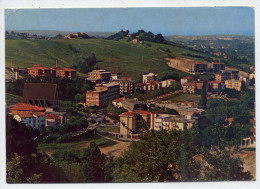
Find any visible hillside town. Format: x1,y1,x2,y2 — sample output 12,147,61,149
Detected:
4,7,256,184
6,59,255,150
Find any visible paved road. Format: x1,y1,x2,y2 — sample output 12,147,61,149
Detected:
97,133,131,158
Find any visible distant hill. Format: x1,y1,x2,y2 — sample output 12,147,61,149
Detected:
8,30,117,38
5,38,219,80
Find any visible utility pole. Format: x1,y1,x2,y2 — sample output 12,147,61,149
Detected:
56,60,58,67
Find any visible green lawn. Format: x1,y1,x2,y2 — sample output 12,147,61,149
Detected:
6,93,23,107
5,39,215,81
158,93,200,103
38,134,116,155
97,126,119,134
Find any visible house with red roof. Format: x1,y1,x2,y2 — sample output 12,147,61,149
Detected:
181,76,194,86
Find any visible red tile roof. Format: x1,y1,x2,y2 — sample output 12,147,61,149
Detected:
33,112,46,117
112,97,124,103
135,110,152,115
183,82,196,86
208,80,221,84
182,77,194,80
225,117,234,124
28,65,49,70
51,67,76,71
167,79,175,82
46,114,60,119
16,113,33,118
121,76,132,80
119,111,136,117
10,103,46,111
192,62,206,65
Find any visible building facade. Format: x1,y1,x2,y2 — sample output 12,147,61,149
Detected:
225,80,243,91
87,69,111,82
189,62,207,74
142,73,158,83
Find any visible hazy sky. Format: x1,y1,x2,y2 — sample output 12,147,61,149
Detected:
5,7,255,36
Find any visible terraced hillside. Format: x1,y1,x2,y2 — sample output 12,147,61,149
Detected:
6,39,215,80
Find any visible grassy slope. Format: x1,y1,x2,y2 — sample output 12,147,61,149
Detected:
6,39,214,80
6,93,23,107
38,134,116,154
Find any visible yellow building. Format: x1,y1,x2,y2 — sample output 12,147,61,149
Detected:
183,82,196,94
224,80,242,91
119,112,139,136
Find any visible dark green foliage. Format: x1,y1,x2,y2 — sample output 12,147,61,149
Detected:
6,114,37,159
52,142,106,182
6,80,24,97
107,30,129,41
198,84,207,109
107,99,126,116
113,130,201,182
72,53,97,73
201,147,252,181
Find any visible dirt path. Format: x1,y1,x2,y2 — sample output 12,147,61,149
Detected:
98,134,131,158
238,151,256,180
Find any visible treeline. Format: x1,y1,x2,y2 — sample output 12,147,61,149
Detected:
6,76,95,102
5,31,48,40
72,53,97,74
107,29,165,44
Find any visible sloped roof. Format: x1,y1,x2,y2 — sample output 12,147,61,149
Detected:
119,111,137,117
9,103,46,111
46,114,60,119
23,83,57,101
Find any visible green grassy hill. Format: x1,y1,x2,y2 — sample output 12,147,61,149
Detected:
6,93,23,107
5,39,214,81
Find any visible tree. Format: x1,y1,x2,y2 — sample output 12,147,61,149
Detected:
201,147,252,181
6,115,37,159
198,83,207,109
113,130,201,182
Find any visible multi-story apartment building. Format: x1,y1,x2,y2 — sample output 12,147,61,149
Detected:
13,112,46,129
183,82,196,94
86,90,109,107
50,67,76,78
224,79,243,91
9,103,47,129
142,73,158,83
143,81,162,91
161,79,176,88
110,72,122,80
28,65,51,77
208,62,225,73
110,78,135,95
189,62,207,74
181,77,194,86
28,65,76,78
87,69,111,82
119,111,139,136
86,83,119,107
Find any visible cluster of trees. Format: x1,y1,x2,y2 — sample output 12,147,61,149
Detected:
106,30,165,44
6,77,95,102
5,31,48,40
197,90,255,148
106,30,129,41
112,129,252,181
127,30,165,44
72,53,97,74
